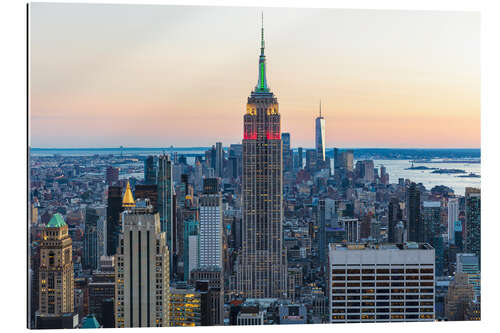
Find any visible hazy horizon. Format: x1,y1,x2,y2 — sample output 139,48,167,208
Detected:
30,3,480,148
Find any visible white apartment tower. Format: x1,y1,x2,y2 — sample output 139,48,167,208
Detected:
199,178,223,269
328,242,435,323
115,184,170,328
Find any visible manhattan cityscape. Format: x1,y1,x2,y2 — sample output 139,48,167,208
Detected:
28,3,480,329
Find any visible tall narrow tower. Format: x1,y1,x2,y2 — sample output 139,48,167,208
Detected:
315,101,326,162
237,15,287,298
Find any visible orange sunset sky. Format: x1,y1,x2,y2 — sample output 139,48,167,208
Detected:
29,3,480,148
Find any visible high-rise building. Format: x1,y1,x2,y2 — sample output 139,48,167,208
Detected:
158,155,173,263
317,199,327,268
338,217,360,243
36,214,77,329
464,188,480,263
341,150,354,172
456,253,480,299
183,219,199,281
215,142,224,178
237,17,287,298
83,207,105,270
305,149,317,171
135,184,158,212
199,178,223,269
114,187,170,328
282,132,292,172
388,197,403,243
106,186,123,256
88,266,115,325
315,101,326,162
169,286,202,326
144,155,157,185
298,147,303,169
106,166,119,185
445,272,475,321
328,242,435,323
447,198,459,245
422,201,444,275
189,269,224,325
195,279,224,326
406,182,422,242
355,160,375,183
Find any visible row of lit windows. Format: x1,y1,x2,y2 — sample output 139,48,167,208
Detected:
331,314,434,321
332,308,434,313
332,295,433,300
332,268,433,274
332,282,433,287
332,288,434,294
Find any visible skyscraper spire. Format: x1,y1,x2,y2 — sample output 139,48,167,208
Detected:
256,12,269,93
319,100,322,117
261,12,265,56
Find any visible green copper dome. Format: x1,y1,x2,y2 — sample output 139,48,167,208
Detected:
47,213,67,228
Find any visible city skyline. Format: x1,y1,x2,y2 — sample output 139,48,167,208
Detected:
30,3,480,149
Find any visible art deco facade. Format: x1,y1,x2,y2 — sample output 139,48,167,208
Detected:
38,214,75,325
237,19,287,298
115,184,170,327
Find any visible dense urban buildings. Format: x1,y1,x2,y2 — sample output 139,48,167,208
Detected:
27,15,481,329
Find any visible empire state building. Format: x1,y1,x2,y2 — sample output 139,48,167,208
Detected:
237,16,287,298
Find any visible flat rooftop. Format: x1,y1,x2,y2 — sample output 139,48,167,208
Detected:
329,242,433,251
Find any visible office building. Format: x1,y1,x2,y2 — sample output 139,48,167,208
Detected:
106,186,122,256
236,306,265,325
315,101,326,162
447,198,459,245
328,242,435,323
144,155,157,185
355,160,375,183
388,198,403,243
106,166,119,185
237,18,287,298
318,199,327,268
338,217,360,243
297,147,303,169
183,219,199,281
464,188,480,263
88,268,114,325
190,268,224,325
169,287,202,326
305,149,317,171
456,253,480,299
282,132,292,172
215,142,224,178
83,207,105,270
135,184,158,212
36,214,77,329
158,154,173,259
114,186,170,328
445,272,475,321
406,182,422,242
